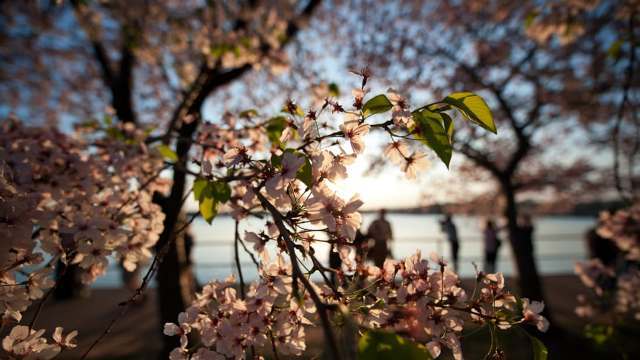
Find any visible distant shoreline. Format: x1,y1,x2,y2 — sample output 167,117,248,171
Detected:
187,210,600,218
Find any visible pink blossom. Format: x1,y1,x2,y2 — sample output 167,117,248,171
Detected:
340,115,370,154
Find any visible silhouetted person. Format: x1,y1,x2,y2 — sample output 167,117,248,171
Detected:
54,260,83,300
368,209,393,267
54,233,86,300
585,219,618,266
352,229,369,265
483,219,501,273
329,243,342,285
439,213,459,272
329,230,367,285
517,214,534,246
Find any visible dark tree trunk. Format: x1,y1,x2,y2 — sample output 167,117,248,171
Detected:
113,89,136,124
154,190,196,359
499,179,556,333
499,179,550,315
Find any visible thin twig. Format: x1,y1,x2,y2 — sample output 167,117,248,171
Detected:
28,262,61,331
612,10,637,203
237,235,261,269
234,220,246,299
255,191,342,360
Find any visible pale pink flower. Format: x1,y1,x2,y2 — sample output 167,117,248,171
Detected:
305,183,342,231
192,348,225,360
266,152,304,197
2,325,59,359
311,150,356,184
340,115,370,154
299,114,319,140
383,141,409,165
401,151,430,179
164,311,193,349
336,195,363,240
387,89,412,127
279,126,295,144
26,268,55,300
223,146,249,166
522,299,549,332
426,340,442,358
244,231,267,256
352,88,366,103
52,327,78,349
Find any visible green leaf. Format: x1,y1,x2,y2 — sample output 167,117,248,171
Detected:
443,92,496,133
282,103,305,117
442,112,454,142
198,194,217,224
607,39,623,59
412,109,453,167
296,156,313,187
106,126,125,141
362,94,393,118
266,116,288,147
211,181,231,202
528,334,548,360
524,10,539,29
78,119,100,130
158,145,178,162
584,324,614,346
239,109,258,118
271,153,283,168
193,177,208,201
195,179,230,223
103,114,113,126
328,82,340,97
210,43,235,58
197,181,220,224
358,330,432,360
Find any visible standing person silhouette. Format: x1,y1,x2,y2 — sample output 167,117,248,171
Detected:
329,229,368,285
585,217,618,266
516,213,537,262
439,213,460,272
367,209,393,267
483,219,501,273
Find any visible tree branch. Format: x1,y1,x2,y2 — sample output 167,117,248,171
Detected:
70,0,114,89
255,190,341,360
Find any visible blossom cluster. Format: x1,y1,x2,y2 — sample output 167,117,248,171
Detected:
0,118,167,358
165,82,547,359
167,250,549,360
1,325,77,360
353,252,548,359
0,77,546,359
164,255,317,360
575,203,640,321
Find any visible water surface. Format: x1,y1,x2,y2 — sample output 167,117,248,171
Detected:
95,214,594,287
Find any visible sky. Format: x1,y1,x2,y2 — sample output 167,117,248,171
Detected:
6,0,616,212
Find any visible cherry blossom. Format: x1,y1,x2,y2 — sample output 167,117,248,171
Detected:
339,114,370,154
384,140,410,165
265,152,304,197
387,89,413,127
575,203,640,323
401,151,431,179
522,299,550,332
2,325,60,360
